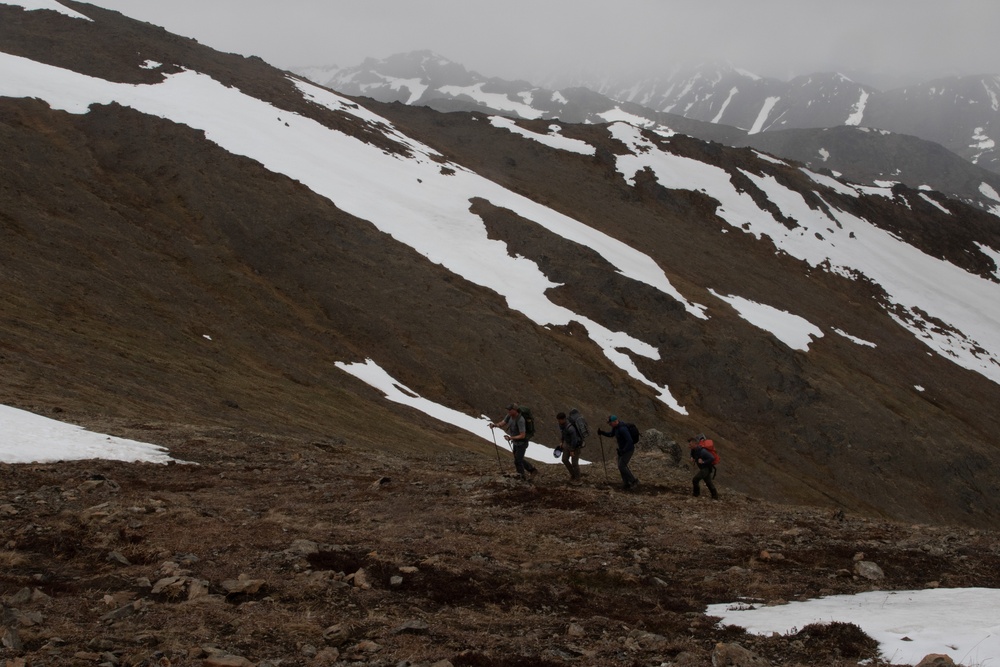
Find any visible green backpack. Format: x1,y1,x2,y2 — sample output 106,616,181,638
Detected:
518,406,536,442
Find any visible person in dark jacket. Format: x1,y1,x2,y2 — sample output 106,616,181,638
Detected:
597,415,638,490
556,412,583,485
490,404,537,480
689,437,719,499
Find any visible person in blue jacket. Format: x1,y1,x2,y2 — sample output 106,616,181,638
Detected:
597,415,638,490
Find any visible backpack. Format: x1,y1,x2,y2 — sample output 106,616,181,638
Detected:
519,406,536,441
567,408,589,444
699,435,720,465
625,422,640,445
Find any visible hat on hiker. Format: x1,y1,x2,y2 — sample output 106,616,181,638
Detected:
608,414,618,423
506,403,518,411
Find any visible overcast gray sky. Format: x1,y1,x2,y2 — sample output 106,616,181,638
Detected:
84,0,999,87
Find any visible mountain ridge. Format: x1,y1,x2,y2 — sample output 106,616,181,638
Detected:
301,52,1000,214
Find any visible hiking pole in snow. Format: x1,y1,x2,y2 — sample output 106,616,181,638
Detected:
488,422,504,473
598,433,609,482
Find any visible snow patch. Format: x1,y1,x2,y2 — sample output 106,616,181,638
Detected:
832,328,876,347
802,168,858,197
0,404,183,464
748,96,780,134
711,290,823,351
977,243,1000,280
336,358,584,464
489,116,594,155
708,588,1000,667
753,151,786,166
845,90,868,125
711,86,738,124
2,0,91,20
438,82,543,119
919,193,951,214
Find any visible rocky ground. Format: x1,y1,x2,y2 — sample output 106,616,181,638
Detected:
2,423,999,667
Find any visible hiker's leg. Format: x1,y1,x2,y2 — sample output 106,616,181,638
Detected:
618,448,636,486
692,470,702,496
562,448,574,477
706,471,719,499
513,443,527,476
522,444,537,473
569,448,581,479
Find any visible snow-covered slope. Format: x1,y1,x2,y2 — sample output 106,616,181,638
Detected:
6,44,999,389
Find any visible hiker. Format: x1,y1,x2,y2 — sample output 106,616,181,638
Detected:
597,415,638,490
689,436,719,499
556,412,583,485
489,404,537,480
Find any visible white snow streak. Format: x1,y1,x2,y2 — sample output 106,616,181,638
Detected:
711,291,823,351
711,86,738,124
2,0,91,20
488,116,594,155
335,358,586,464
845,90,868,125
748,96,780,134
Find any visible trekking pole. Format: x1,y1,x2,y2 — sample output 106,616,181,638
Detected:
488,423,504,473
598,433,609,483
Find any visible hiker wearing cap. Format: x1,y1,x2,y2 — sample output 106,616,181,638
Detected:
597,415,638,490
489,404,537,480
689,436,719,499
556,412,583,485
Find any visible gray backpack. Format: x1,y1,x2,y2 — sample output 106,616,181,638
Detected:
567,408,589,445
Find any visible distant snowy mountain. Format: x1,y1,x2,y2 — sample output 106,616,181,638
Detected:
562,65,1000,176
298,54,1000,214
313,50,648,124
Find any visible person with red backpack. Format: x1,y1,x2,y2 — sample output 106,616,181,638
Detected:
688,434,719,499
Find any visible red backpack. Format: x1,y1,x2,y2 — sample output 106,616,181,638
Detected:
700,437,720,466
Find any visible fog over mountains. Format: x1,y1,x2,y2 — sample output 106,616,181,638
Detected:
299,52,1000,215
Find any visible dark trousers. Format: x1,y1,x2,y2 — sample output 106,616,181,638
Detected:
617,447,637,487
513,442,536,476
562,446,581,479
693,466,718,498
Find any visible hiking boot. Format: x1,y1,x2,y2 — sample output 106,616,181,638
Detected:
629,479,640,489
569,478,583,486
